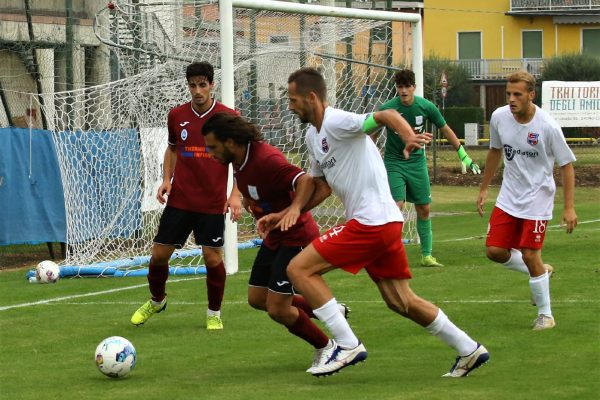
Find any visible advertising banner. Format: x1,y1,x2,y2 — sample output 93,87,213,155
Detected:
541,81,600,127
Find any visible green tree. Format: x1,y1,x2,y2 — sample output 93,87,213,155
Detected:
423,53,473,107
540,53,600,82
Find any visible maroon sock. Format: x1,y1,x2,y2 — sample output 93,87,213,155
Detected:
292,295,315,318
206,261,226,311
288,308,329,349
147,262,169,302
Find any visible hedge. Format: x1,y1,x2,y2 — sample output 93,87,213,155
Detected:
442,107,485,138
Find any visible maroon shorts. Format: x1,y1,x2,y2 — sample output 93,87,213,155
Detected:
486,207,547,250
312,219,412,281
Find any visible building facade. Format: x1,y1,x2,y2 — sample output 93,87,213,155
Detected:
423,0,600,119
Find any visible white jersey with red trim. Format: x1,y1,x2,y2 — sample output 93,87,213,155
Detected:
306,107,402,225
490,105,576,220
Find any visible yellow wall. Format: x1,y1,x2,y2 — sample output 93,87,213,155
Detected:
424,0,595,59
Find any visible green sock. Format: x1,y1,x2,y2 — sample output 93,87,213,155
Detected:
417,218,432,257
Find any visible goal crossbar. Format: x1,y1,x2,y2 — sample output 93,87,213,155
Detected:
227,0,423,95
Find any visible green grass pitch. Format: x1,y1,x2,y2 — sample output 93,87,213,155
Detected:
1,186,598,400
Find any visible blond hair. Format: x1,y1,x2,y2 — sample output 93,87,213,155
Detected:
506,71,536,92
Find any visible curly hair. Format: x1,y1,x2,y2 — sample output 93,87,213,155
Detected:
201,113,263,144
394,69,416,87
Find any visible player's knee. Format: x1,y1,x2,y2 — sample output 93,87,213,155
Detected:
286,260,302,282
203,253,223,268
415,205,430,219
151,246,173,265
486,247,508,263
520,250,539,266
247,296,266,311
266,303,289,323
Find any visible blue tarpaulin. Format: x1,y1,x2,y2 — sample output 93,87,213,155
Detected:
55,129,142,243
0,127,66,245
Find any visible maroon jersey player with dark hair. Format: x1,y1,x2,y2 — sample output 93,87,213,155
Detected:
131,62,242,330
201,112,348,370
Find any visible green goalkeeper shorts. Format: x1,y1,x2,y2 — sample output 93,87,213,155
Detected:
384,158,431,205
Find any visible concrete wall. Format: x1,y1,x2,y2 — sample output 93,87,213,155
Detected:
0,1,108,128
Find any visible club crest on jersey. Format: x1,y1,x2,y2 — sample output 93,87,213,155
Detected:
181,129,188,141
527,132,539,146
321,137,329,153
503,144,516,161
248,185,259,200
415,116,423,125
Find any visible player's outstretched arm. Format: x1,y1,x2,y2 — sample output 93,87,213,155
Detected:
303,176,332,212
257,174,327,237
439,125,481,174
371,110,431,158
276,173,315,232
477,148,502,217
560,163,577,234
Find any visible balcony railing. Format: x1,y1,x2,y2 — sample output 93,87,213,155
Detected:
450,58,544,80
510,0,600,12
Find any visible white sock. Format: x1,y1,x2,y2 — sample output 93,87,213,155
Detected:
503,249,530,275
313,298,359,349
425,309,477,356
207,309,221,317
529,272,552,317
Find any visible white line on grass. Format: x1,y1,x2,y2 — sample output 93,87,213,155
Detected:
0,270,253,312
436,218,600,243
27,298,597,307
4,215,598,313
0,276,203,312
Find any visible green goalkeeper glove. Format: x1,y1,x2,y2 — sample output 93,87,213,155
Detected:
457,145,481,174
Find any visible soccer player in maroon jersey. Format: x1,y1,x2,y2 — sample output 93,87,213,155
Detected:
201,112,348,367
130,62,242,330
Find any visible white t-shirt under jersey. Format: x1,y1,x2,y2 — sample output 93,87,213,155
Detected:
306,107,402,225
490,105,576,220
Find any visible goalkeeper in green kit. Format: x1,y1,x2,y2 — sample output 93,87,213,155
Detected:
376,69,480,267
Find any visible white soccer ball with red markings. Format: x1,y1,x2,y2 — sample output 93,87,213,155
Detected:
35,260,60,283
95,336,137,378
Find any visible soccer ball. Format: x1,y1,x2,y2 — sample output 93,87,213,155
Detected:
35,260,60,283
95,336,137,378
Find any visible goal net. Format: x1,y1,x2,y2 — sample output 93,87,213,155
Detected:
38,0,421,276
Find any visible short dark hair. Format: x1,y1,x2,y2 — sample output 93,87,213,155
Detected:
201,113,263,144
394,69,416,87
186,62,214,83
287,67,327,101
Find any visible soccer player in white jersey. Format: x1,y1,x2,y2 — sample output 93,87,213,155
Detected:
260,67,489,378
477,71,577,331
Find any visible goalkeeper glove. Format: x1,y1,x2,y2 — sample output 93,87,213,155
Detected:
457,145,481,174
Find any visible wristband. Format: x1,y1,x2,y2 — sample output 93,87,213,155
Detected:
362,113,378,132
457,145,469,162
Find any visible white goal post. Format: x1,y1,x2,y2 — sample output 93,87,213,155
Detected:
221,0,423,273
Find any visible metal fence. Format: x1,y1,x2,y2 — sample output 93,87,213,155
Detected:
510,0,600,12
